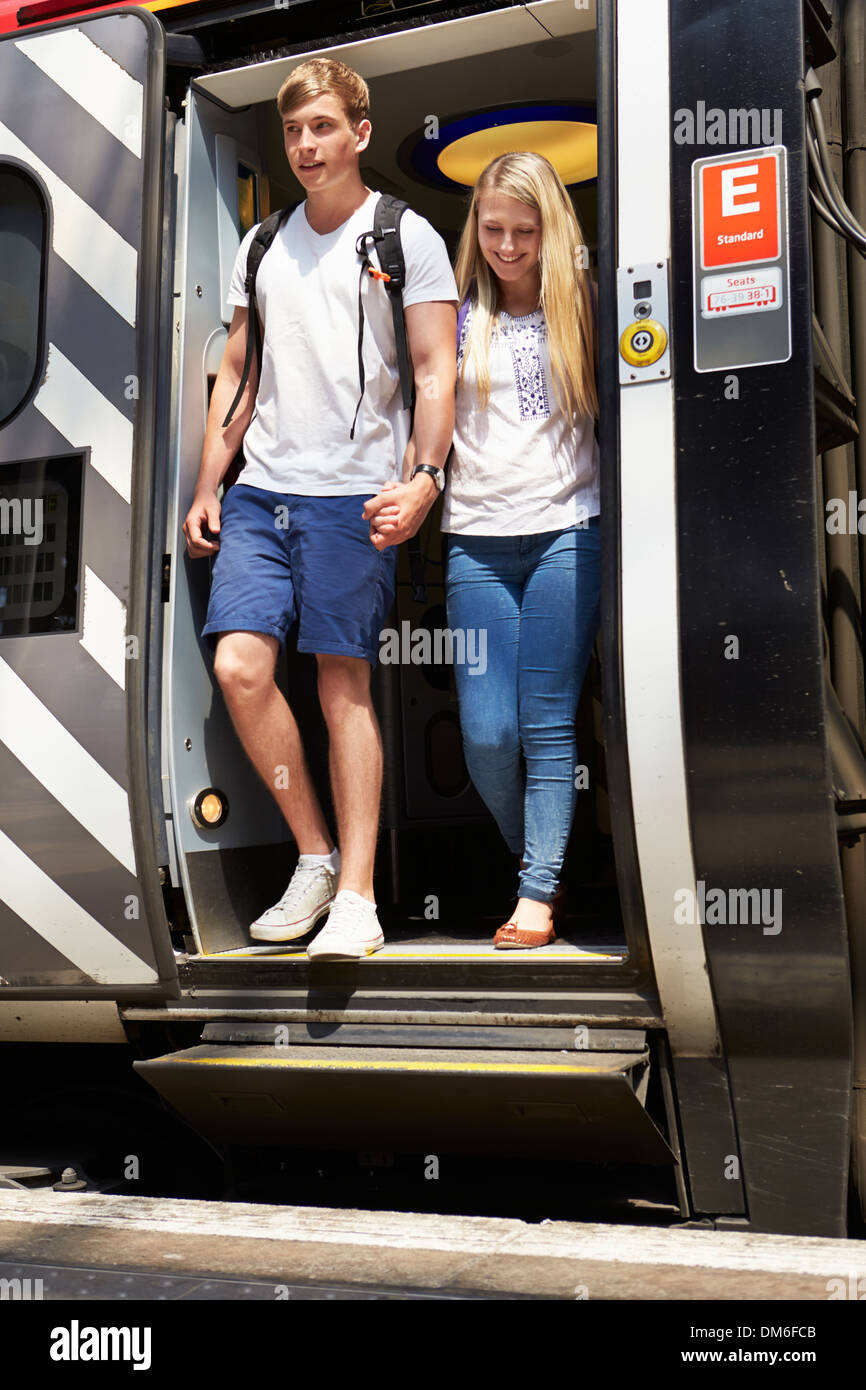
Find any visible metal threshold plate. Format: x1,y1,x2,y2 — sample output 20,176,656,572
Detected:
192,944,629,963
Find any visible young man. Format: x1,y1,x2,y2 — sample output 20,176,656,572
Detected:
183,58,457,960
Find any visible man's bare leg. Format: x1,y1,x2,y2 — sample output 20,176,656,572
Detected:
213,631,333,854
316,653,381,902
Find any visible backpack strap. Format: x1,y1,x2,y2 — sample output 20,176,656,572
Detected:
221,202,299,429
373,194,414,411
456,278,476,346
352,194,413,438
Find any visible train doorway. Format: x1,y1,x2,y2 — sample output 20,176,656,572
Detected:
0,0,860,1238
163,1,630,976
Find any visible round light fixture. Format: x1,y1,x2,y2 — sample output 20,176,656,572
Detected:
439,120,596,187
191,788,229,829
399,103,598,193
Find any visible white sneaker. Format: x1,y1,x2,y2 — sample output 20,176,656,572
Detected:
250,854,339,942
306,889,385,960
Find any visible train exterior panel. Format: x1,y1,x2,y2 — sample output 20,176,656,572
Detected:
0,0,863,1237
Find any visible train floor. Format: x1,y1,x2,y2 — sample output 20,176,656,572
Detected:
192,908,628,961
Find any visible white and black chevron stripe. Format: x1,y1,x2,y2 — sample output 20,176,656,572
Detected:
0,13,162,989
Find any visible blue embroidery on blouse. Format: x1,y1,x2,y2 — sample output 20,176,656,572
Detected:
505,314,549,421
458,306,550,421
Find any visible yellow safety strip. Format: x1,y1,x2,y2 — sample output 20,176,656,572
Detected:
166,1055,629,1075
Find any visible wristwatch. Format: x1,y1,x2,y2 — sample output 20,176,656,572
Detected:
410,464,445,493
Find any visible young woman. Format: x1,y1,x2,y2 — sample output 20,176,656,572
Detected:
442,151,600,948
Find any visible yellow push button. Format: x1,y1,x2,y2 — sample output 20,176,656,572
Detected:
620,319,668,367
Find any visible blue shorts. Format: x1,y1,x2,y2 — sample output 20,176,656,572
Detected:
201,484,398,668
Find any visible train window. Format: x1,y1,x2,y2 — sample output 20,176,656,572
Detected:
0,453,83,638
0,163,47,428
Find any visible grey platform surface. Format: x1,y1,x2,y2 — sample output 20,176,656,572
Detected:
0,1260,529,1300
0,1191,864,1300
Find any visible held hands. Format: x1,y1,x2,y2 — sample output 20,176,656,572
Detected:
183,489,221,558
364,474,437,550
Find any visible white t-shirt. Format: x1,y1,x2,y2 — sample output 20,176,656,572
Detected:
441,302,600,535
227,190,458,494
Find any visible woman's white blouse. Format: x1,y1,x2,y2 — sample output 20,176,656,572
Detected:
441,303,600,536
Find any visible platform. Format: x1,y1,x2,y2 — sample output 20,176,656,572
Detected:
0,1191,864,1300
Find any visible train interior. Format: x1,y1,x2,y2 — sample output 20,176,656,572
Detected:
163,1,630,970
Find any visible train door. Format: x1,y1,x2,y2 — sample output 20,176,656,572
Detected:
127,1,690,1209
161,80,299,956
162,0,633,971
0,8,178,999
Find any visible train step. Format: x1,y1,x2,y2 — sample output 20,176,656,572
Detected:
133,1044,676,1164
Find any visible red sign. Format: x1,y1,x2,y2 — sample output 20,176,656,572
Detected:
700,153,780,269
0,0,193,36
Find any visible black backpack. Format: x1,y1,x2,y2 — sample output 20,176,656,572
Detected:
221,192,415,433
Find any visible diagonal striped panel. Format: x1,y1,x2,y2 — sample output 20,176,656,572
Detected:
0,738,142,942
0,628,129,789
0,906,92,985
0,829,157,985
79,565,128,690
0,38,143,250
15,31,143,157
47,257,137,421
0,656,136,874
0,11,167,996
0,738,160,978
0,119,137,324
32,344,133,503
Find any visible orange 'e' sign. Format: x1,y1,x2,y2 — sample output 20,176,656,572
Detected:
700,153,780,269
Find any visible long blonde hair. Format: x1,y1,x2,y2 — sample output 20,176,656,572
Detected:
454,151,598,422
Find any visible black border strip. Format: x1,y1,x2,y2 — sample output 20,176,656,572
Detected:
122,7,182,999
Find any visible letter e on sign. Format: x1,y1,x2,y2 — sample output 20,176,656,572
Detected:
700,152,780,268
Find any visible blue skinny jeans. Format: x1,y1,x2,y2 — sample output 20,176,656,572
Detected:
444,518,601,904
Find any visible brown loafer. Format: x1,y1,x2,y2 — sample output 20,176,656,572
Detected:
493,919,556,949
